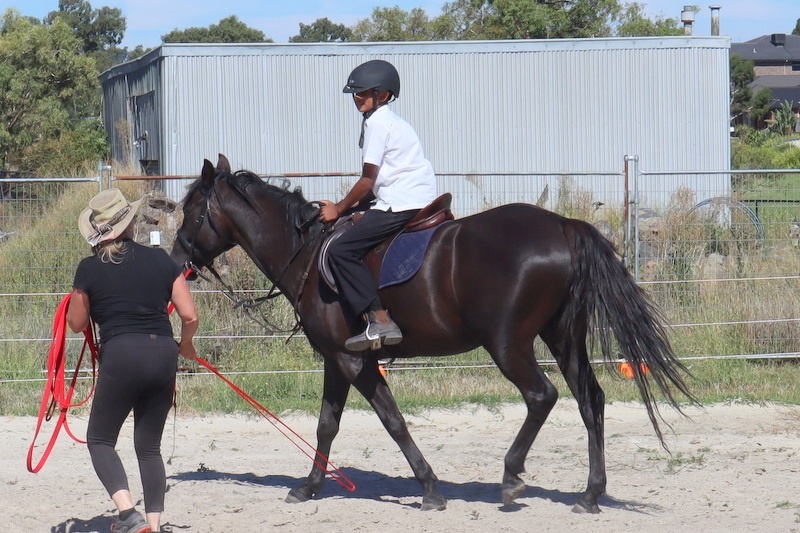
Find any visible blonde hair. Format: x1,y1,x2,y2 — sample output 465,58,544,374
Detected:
93,223,134,264
94,240,129,264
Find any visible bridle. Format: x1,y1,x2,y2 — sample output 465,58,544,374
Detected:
176,184,216,277
176,178,326,335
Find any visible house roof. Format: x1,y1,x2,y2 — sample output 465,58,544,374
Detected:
766,88,800,108
731,33,800,63
749,75,800,108
751,75,800,90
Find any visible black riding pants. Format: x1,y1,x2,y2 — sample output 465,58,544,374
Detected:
328,208,419,316
86,333,178,514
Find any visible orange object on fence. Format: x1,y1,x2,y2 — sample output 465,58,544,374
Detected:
618,362,649,379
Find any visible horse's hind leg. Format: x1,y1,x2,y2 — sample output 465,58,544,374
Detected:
488,339,559,506
541,322,606,514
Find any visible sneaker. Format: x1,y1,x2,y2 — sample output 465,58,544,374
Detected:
345,310,403,351
112,511,151,533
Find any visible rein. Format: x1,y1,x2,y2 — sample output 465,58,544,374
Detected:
179,178,326,337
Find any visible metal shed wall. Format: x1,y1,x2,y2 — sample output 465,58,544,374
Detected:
100,38,731,208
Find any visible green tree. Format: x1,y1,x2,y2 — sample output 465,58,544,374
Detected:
358,0,683,41
44,0,124,54
0,9,101,172
751,87,774,126
127,44,150,60
162,15,272,43
730,53,755,121
490,0,557,39
435,0,633,41
352,7,434,41
614,2,682,37
476,0,621,39
793,17,800,36
44,0,127,73
431,0,497,40
290,17,352,42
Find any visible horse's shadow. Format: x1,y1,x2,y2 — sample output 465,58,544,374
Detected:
169,467,656,513
50,469,654,531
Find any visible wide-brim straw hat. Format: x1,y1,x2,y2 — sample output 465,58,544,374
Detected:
78,188,142,246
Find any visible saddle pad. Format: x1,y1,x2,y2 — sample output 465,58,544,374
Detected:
378,226,438,289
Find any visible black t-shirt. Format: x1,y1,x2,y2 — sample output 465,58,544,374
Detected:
73,241,183,344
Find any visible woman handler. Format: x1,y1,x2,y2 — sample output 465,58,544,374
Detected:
67,188,198,533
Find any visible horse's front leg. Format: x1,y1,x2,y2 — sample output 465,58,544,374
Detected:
286,357,350,504
351,359,446,511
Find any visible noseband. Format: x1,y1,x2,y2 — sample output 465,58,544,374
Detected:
177,184,219,276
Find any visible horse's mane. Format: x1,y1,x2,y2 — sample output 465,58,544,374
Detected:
185,168,309,214
185,168,321,233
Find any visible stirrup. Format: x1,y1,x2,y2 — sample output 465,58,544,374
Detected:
345,316,403,352
345,324,383,351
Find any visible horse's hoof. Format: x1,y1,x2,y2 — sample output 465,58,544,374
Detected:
501,478,526,505
571,500,600,514
285,485,313,504
421,493,447,511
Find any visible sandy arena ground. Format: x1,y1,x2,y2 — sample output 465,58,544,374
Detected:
3,399,800,533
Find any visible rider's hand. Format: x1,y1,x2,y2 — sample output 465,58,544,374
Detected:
319,200,340,223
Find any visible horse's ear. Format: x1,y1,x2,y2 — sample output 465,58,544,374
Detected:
217,154,231,174
201,159,215,187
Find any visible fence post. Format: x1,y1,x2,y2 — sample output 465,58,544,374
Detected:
98,160,112,191
623,155,640,278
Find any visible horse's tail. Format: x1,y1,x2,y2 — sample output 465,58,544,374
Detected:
564,219,696,446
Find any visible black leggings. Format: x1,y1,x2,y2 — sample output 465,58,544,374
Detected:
87,333,178,513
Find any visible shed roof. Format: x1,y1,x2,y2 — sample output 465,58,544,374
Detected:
101,37,730,81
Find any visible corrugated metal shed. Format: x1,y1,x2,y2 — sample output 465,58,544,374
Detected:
100,37,731,210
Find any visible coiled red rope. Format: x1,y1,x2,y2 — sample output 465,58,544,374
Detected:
29,288,355,492
27,293,98,473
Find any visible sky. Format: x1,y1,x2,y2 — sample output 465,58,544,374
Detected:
4,0,799,48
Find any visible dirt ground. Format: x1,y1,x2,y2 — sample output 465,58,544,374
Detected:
3,399,800,533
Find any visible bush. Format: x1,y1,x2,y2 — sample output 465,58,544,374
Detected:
732,125,800,170
21,118,109,177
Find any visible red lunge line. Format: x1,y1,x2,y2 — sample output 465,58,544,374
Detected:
194,357,356,492
32,285,356,492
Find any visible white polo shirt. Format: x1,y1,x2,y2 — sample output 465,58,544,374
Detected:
361,105,438,212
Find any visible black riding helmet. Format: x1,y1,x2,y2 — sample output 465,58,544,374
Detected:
342,59,400,99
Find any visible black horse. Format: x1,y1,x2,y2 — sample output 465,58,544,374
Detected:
170,155,694,513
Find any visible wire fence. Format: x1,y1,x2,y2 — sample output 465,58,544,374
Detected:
2,161,800,385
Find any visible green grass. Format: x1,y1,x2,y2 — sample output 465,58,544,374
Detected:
7,347,800,417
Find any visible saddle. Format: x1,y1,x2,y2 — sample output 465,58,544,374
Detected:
319,193,455,293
